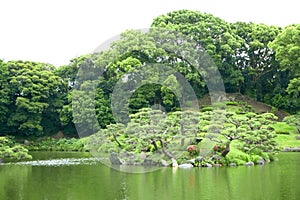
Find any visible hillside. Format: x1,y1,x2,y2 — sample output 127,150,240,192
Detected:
199,93,289,121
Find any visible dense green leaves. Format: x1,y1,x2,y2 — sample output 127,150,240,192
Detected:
0,9,299,138
1,61,63,136
269,24,300,75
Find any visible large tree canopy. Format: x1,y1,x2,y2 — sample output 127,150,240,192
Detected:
152,10,244,92
0,61,63,136
0,10,299,137
269,24,300,111
269,24,300,75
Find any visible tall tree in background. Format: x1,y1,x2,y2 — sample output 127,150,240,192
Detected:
269,24,300,112
231,22,281,101
0,60,10,134
4,61,63,136
151,10,244,93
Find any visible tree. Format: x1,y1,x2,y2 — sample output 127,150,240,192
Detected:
283,113,300,134
5,61,63,136
231,22,281,99
152,10,244,93
87,108,200,165
207,112,279,157
0,60,10,134
269,24,300,75
0,136,32,161
269,24,300,112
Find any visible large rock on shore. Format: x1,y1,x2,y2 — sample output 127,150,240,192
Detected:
172,158,178,168
109,153,121,165
161,159,170,167
229,163,237,167
143,159,157,166
257,159,265,165
283,147,300,152
179,163,194,169
204,163,212,167
244,161,254,166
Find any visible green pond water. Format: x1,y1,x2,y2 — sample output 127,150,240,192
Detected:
0,152,299,200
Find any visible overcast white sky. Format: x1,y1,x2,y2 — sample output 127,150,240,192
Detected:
1,0,299,67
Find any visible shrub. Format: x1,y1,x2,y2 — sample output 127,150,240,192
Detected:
27,137,87,152
186,145,199,157
212,102,226,109
201,106,213,112
226,101,238,106
271,122,296,135
0,136,32,161
250,155,263,164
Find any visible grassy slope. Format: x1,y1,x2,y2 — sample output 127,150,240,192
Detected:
270,122,300,148
199,93,300,149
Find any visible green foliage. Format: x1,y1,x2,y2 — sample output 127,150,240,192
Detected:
0,10,299,143
87,108,201,164
271,122,297,135
226,101,238,106
0,61,64,136
250,155,263,164
152,10,244,92
0,136,32,161
269,24,300,75
225,147,250,165
283,113,300,134
201,106,213,112
28,138,87,152
275,134,300,148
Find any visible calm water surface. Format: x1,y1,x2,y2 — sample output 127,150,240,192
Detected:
0,152,299,200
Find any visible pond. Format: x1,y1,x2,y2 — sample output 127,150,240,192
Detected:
0,152,299,200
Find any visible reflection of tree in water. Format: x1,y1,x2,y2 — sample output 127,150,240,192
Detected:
0,165,32,199
119,175,129,200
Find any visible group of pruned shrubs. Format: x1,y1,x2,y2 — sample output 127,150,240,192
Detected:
27,137,88,152
0,136,32,161
86,101,284,167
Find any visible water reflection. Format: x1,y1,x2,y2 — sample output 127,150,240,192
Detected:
0,153,299,200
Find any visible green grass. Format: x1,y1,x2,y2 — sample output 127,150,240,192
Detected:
275,134,300,148
271,122,298,135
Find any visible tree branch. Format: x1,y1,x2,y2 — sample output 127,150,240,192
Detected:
113,134,122,147
159,139,174,159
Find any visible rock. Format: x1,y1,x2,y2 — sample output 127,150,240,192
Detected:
195,156,203,162
161,159,169,167
24,140,30,146
283,147,300,152
143,159,157,166
204,163,212,167
140,152,147,160
257,159,265,165
244,161,254,166
213,164,221,167
229,163,237,167
211,155,222,161
109,153,121,165
296,136,300,140
179,163,194,169
186,159,195,165
172,158,178,168
119,159,126,165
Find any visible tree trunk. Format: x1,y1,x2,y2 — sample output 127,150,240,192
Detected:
159,139,174,158
113,134,122,147
221,142,231,157
151,140,161,153
180,123,185,146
